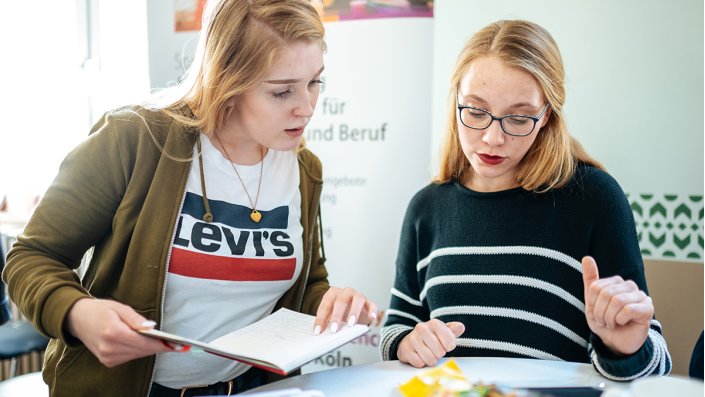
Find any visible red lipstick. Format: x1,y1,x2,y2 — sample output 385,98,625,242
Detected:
477,153,505,165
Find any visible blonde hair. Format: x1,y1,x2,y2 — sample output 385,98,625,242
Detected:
437,20,603,192
151,0,325,136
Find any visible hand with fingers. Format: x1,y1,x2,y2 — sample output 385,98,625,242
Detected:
66,298,178,367
313,287,378,335
397,319,465,368
581,256,653,356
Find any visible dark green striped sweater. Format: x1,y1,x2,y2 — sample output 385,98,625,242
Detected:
381,166,671,380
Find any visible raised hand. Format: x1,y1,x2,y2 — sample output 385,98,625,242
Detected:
313,287,377,335
397,319,465,368
581,256,652,355
66,298,176,367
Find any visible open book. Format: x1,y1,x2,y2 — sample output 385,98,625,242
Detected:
139,308,369,375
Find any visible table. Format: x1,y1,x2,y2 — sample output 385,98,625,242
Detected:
0,371,47,397
2,359,701,396
243,357,627,396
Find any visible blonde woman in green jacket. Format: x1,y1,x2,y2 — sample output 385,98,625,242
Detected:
3,1,377,396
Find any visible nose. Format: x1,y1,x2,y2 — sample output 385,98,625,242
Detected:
293,90,315,118
481,119,505,147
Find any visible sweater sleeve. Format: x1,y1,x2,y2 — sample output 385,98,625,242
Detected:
3,111,135,343
380,190,430,361
581,168,671,379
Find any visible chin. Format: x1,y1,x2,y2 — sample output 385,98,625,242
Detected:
271,137,303,152
472,163,508,178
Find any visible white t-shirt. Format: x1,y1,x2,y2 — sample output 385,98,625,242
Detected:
154,135,303,388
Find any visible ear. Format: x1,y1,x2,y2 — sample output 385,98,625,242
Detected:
224,97,237,116
540,106,552,128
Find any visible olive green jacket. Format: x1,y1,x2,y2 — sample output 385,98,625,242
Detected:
4,106,329,396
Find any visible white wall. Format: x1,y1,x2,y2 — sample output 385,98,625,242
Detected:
431,0,704,195
146,1,200,90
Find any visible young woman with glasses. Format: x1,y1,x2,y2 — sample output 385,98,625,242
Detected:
380,20,671,381
4,1,377,396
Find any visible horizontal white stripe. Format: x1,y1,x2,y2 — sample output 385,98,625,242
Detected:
431,306,587,348
420,275,584,311
417,246,581,272
385,309,423,325
391,288,422,307
456,338,561,361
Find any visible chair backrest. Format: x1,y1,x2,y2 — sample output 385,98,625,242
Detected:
643,258,704,376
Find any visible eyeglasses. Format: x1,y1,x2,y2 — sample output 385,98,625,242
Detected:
456,92,549,137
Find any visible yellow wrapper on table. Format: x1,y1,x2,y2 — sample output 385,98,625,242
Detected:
398,360,512,397
398,360,470,396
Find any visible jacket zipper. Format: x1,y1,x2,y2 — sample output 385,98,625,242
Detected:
145,188,188,396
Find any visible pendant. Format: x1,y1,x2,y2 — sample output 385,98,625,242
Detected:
250,209,262,223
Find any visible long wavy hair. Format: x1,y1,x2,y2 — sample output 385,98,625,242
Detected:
436,20,603,192
151,0,325,137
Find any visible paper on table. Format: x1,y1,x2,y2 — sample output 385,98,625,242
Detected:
244,388,324,397
140,308,369,375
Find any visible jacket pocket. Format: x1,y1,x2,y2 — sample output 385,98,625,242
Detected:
54,341,88,379
43,340,90,396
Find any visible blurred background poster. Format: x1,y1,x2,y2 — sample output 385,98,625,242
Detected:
312,0,432,21
174,0,206,32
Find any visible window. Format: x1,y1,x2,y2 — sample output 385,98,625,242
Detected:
0,0,149,220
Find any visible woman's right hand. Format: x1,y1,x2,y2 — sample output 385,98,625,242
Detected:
397,319,465,368
65,298,175,367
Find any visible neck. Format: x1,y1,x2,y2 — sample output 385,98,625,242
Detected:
210,130,266,166
463,171,520,192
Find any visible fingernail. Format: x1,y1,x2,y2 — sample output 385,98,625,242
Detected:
141,320,156,329
347,315,356,327
313,325,321,336
330,322,339,333
370,311,377,320
173,344,190,352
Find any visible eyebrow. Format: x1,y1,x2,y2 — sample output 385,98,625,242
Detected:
461,93,537,111
264,66,325,84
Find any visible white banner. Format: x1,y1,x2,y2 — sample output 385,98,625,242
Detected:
302,11,433,372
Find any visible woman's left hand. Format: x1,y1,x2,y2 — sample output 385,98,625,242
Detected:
581,256,653,356
313,287,378,335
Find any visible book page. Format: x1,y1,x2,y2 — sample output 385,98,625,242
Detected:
209,308,368,371
140,308,369,373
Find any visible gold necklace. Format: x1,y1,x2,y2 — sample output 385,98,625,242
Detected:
214,134,264,223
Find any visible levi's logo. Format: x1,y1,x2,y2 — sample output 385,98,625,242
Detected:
169,192,297,282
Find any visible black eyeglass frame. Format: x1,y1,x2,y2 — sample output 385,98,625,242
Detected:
456,92,550,137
